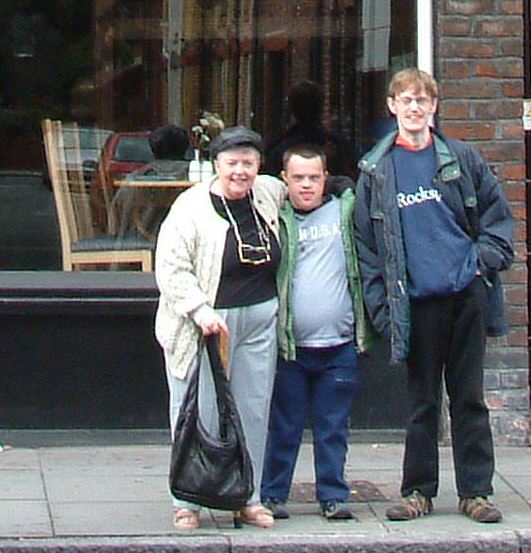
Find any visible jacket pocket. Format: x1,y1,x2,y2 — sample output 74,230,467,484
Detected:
368,198,385,254
155,302,182,353
463,194,479,240
369,192,384,221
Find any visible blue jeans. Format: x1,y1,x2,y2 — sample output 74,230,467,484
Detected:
261,341,358,504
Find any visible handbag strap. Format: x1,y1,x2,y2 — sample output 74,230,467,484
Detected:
204,333,235,439
205,333,231,398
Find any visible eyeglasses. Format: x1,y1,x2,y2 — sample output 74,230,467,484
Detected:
394,96,433,110
237,243,271,265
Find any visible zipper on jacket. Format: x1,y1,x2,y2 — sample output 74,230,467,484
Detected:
397,280,406,295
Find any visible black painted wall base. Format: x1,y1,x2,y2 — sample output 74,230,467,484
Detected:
1,313,167,428
0,272,407,431
354,339,408,430
0,272,168,429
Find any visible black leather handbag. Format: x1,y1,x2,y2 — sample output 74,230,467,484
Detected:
169,334,254,511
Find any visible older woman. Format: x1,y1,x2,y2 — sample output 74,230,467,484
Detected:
155,127,286,530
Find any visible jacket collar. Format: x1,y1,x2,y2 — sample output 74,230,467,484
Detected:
358,129,462,182
433,132,461,182
358,131,397,174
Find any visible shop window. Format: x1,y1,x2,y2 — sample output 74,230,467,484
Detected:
0,0,416,272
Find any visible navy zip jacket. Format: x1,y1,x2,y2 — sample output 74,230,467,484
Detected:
354,129,515,364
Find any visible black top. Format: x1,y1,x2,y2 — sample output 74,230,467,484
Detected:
210,192,280,308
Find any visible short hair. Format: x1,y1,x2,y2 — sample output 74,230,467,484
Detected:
149,124,190,160
282,144,327,172
388,68,438,99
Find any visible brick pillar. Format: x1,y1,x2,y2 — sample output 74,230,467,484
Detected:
435,0,529,445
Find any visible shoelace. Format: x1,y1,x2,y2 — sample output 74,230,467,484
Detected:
404,491,429,514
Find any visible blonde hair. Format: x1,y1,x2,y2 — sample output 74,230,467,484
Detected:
388,68,438,99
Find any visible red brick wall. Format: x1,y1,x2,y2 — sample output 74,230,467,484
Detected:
435,0,529,444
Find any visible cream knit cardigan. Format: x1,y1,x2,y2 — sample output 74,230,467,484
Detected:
155,175,286,379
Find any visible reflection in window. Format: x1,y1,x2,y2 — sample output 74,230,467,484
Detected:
0,0,416,271
114,136,154,163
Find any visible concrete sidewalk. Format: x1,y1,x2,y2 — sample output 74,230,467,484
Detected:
0,435,530,552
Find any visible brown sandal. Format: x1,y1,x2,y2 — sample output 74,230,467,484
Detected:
237,504,274,528
173,508,200,530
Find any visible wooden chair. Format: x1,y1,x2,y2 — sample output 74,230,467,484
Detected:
42,119,153,271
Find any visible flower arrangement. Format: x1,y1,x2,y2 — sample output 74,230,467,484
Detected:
191,111,225,159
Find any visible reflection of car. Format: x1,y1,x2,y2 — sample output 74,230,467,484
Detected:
91,131,154,231
93,131,154,190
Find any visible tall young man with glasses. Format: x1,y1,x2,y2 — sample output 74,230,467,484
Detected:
261,145,374,521
354,68,514,523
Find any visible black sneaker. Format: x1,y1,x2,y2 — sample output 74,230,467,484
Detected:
262,498,290,519
320,500,356,521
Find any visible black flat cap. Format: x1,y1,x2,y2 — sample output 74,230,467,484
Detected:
209,126,263,159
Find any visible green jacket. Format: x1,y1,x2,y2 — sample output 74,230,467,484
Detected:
277,189,376,360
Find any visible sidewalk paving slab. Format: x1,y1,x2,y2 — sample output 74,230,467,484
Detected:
0,440,529,552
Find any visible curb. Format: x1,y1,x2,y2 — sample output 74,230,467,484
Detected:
0,531,529,553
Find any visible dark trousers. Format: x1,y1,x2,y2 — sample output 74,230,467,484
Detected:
261,342,358,503
401,277,495,499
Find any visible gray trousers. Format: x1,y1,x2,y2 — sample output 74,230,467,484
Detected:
165,297,278,510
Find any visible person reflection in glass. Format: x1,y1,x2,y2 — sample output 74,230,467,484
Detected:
111,124,191,241
264,80,355,178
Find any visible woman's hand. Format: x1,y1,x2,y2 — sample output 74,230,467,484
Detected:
198,312,229,336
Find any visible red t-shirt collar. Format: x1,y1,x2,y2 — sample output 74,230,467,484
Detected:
395,134,433,151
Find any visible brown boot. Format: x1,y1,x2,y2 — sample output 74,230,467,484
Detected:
459,496,502,523
386,490,433,521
